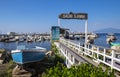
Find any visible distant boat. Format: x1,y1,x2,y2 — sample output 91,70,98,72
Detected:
106,33,116,44
18,38,25,42
110,42,120,46
107,33,114,37
11,45,47,64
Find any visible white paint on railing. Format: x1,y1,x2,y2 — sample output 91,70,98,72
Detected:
60,49,74,68
54,42,74,68
59,38,120,72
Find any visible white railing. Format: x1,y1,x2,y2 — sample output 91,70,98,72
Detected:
54,42,74,68
60,38,120,72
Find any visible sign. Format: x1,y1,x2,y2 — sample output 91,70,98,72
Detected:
59,12,88,20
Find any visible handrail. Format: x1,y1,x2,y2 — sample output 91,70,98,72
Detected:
60,38,120,72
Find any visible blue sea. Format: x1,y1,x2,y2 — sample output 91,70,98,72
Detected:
74,33,120,48
94,33,120,48
0,33,120,51
0,41,51,51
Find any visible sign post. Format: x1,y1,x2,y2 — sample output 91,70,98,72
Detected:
58,18,61,26
58,12,88,44
85,20,88,44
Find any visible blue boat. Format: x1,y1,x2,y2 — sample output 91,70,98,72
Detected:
11,45,46,64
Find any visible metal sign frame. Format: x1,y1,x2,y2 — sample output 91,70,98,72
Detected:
58,12,88,44
59,12,88,20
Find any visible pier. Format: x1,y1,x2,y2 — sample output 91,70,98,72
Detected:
55,37,120,73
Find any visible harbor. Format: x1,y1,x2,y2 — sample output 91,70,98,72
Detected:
0,0,120,77
0,33,50,43
0,27,120,76
0,12,120,76
0,13,120,77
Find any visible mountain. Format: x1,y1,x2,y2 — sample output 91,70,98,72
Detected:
93,28,120,33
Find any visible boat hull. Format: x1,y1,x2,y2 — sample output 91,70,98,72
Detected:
12,50,45,64
110,42,120,46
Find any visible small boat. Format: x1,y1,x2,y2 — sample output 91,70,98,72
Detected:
106,33,117,44
107,33,114,37
11,45,46,64
110,42,120,46
110,42,120,53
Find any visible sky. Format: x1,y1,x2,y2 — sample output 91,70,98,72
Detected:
0,0,120,33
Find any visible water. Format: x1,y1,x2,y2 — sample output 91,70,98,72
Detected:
0,41,51,51
0,33,120,51
75,33,120,48
94,33,120,48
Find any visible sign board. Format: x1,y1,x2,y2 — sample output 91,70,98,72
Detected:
59,12,88,20
51,26,60,41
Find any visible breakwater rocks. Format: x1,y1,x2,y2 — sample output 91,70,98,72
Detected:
0,49,12,64
12,57,55,77
12,49,64,77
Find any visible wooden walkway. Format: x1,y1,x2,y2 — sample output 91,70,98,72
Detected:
55,38,120,76
58,42,103,68
60,43,88,63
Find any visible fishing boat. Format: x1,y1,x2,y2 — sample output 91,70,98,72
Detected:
110,42,120,55
107,33,114,37
106,33,116,44
110,42,120,46
11,45,46,64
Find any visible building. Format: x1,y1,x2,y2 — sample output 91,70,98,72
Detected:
7,32,16,35
51,26,60,41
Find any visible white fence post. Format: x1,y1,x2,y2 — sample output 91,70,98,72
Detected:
84,43,87,55
79,43,81,53
72,56,75,64
111,50,115,70
97,47,99,60
103,48,106,62
59,38,120,72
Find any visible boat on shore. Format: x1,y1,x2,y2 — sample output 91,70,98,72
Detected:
11,45,47,64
